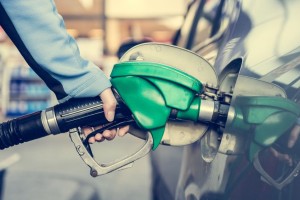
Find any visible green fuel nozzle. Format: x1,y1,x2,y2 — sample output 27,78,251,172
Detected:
110,60,299,162
110,61,229,150
111,61,207,149
227,96,300,161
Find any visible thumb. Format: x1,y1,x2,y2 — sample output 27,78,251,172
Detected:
100,88,117,122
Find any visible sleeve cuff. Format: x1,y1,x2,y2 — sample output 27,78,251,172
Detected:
59,69,112,103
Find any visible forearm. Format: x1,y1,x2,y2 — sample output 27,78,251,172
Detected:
0,0,111,102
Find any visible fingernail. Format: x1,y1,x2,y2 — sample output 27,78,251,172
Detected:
107,111,115,122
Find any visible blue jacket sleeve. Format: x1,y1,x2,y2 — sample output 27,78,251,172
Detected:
0,0,111,103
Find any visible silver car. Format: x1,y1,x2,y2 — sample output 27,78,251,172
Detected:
151,0,300,199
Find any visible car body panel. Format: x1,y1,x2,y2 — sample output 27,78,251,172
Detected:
151,0,300,199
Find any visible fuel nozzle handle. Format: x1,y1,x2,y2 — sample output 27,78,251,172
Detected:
42,97,108,134
0,96,131,150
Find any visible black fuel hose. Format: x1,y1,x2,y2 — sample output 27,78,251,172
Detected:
0,96,131,150
0,111,47,149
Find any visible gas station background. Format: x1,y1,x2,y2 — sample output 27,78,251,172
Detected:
0,1,187,200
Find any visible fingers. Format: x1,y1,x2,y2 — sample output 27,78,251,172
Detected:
83,126,129,144
118,125,130,137
86,130,115,143
82,127,104,143
288,125,300,148
270,147,293,166
94,133,104,141
100,88,117,122
81,88,129,144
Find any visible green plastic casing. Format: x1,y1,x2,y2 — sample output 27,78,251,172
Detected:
229,96,300,161
110,61,203,150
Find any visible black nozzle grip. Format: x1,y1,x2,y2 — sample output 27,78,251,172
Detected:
54,97,131,133
0,111,48,150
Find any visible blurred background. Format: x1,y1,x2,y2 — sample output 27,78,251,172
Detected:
5,1,296,200
0,0,189,199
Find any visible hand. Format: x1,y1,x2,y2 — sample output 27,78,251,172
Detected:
270,124,300,166
83,88,130,143
287,124,300,149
